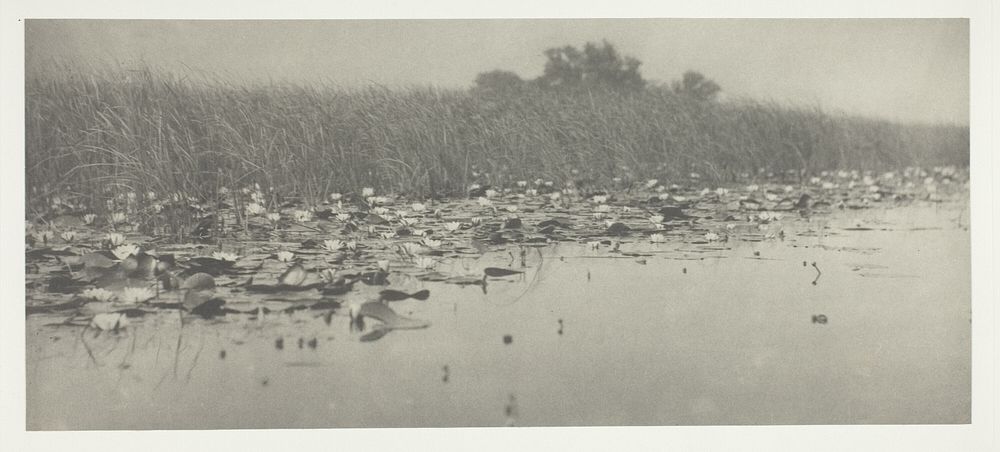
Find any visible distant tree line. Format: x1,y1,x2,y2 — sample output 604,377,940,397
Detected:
474,40,721,101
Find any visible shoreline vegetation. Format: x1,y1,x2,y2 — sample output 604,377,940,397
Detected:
26,65,968,217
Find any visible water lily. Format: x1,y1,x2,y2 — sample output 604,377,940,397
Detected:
477,197,493,207
622,206,632,213
399,217,417,227
105,232,126,247
594,212,607,220
211,251,239,262
329,192,343,201
83,214,97,225
645,179,659,189
362,187,375,197
649,215,664,224
592,195,608,204
90,312,129,331
276,251,294,262
81,288,116,302
266,212,281,223
346,241,358,251
293,210,313,223
765,193,779,201
516,180,528,188
715,188,729,196
380,231,397,240
246,202,265,216
704,232,721,242
112,244,139,260
444,222,462,232
120,286,155,303
370,207,389,217
726,224,737,231
690,172,701,179
323,239,345,252
335,213,351,222
470,217,483,226
810,177,822,185
784,185,795,193
399,242,422,257
411,203,427,213
594,204,611,213
377,260,390,272
822,182,836,190
649,233,666,243
747,184,759,192
33,230,54,244
412,228,429,237
525,189,538,196
110,212,127,224
422,238,442,248
414,256,436,269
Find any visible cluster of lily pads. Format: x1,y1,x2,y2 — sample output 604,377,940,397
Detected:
26,165,968,339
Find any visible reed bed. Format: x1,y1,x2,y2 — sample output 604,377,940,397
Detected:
26,66,969,212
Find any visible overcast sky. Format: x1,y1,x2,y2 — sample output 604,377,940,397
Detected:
25,19,968,125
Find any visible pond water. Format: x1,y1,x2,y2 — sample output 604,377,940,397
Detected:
26,199,970,429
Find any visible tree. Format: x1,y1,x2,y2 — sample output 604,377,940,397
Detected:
536,40,645,91
473,70,526,93
672,71,721,101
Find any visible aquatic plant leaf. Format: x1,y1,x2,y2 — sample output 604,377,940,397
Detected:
278,263,307,286
356,301,430,330
484,267,524,278
80,252,116,269
379,289,431,302
181,272,216,291
90,312,128,331
605,222,630,236
360,327,392,342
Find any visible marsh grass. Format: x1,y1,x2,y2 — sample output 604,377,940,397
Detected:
26,66,968,214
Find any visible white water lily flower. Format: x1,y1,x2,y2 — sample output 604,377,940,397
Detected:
90,312,129,331
592,195,608,204
704,232,721,242
525,189,538,196
105,232,126,247
335,213,351,222
410,202,427,213
246,202,265,216
399,217,417,227
33,230,54,244
211,251,239,262
414,256,436,269
110,212,127,224
444,222,462,232
700,188,711,196
505,206,518,213
543,181,554,187
593,212,606,220
810,177,822,185
649,215,664,224
516,180,528,188
594,204,611,213
59,230,77,243
293,210,313,223
324,239,344,252
470,217,483,226
399,242,422,257
329,192,343,201
654,224,666,231
380,231,397,240
362,187,375,197
469,183,481,192
715,188,729,196
784,185,795,193
112,244,139,260
645,179,659,189
276,251,294,262
477,197,493,207
82,288,116,302
422,238,442,248
377,260,390,272
346,241,358,251
83,214,97,225
726,224,737,231
690,172,701,179
649,233,666,243
266,212,281,222
822,182,836,190
412,228,429,237
120,286,155,303
484,189,498,199
747,184,759,192
765,193,779,201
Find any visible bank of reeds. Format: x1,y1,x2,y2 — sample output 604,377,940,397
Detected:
26,67,969,211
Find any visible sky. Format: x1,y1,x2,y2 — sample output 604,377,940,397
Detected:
25,19,968,125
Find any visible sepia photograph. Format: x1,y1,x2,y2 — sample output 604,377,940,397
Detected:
4,1,998,450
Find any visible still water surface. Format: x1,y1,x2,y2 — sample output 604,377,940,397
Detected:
26,202,970,429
